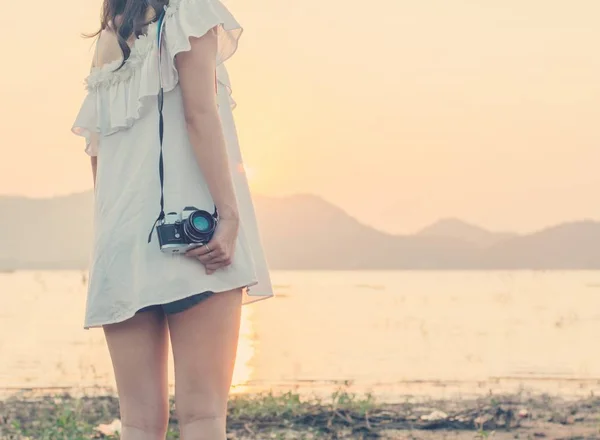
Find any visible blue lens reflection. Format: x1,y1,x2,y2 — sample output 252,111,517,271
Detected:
192,215,210,231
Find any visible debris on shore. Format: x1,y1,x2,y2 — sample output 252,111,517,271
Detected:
2,389,600,439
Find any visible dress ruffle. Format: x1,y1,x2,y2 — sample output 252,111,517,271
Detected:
71,0,242,155
162,0,242,105
72,92,100,156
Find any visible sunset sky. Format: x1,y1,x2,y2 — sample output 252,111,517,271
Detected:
0,0,598,234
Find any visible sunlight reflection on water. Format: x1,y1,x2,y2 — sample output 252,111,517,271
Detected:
4,270,600,401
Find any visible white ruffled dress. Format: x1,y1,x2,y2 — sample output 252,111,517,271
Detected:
72,0,273,328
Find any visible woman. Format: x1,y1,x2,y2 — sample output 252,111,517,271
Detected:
72,0,273,438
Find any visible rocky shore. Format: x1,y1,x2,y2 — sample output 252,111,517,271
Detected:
2,389,600,439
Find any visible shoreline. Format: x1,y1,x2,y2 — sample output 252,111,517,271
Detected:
6,376,600,406
3,389,600,439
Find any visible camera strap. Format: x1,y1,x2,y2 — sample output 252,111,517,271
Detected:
147,12,221,243
148,11,167,243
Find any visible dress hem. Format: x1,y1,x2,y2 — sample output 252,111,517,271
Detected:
83,280,271,329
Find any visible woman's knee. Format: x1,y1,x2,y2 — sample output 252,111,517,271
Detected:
175,390,227,426
103,311,171,436
120,398,170,437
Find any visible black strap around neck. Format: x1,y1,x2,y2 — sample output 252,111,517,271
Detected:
148,13,167,243
147,11,219,244
147,85,166,243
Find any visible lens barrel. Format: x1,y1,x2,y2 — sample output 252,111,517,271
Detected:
182,210,217,243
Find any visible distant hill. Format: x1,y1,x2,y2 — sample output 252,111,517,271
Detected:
417,218,517,248
0,192,93,270
252,194,481,269
480,221,600,270
0,192,599,270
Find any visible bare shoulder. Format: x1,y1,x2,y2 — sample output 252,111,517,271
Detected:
93,28,122,69
91,6,158,69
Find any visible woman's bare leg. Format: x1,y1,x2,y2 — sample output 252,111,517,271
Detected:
167,289,243,440
103,309,170,440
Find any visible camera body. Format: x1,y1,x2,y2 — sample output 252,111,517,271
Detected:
156,206,218,254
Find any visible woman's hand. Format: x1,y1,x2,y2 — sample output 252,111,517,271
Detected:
185,216,239,274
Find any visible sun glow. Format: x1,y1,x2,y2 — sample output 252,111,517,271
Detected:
237,162,259,186
230,306,255,394
243,165,257,182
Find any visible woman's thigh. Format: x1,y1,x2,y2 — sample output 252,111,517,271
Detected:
167,288,243,423
103,309,170,433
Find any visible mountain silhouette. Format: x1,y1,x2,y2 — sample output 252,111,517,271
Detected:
480,221,600,270
417,218,516,248
0,191,598,270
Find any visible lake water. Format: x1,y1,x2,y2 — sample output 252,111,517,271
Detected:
2,270,600,402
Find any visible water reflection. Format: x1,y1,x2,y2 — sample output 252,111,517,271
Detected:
0,271,260,395
5,270,600,401
230,306,255,394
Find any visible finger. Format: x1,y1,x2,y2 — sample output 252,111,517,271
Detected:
205,255,233,269
195,251,222,264
185,243,217,258
204,261,230,274
185,244,214,257
200,256,230,271
197,242,228,260
204,262,223,270
189,252,214,264
196,245,229,262
204,263,221,275
205,256,231,266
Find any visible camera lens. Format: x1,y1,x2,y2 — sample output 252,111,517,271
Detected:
183,210,217,243
192,214,211,232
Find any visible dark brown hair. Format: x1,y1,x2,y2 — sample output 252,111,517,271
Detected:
89,0,169,68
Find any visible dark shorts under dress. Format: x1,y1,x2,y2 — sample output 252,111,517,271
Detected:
137,291,215,315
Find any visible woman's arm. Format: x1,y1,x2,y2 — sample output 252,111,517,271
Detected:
90,49,99,189
176,27,240,273
175,28,239,221
91,156,97,188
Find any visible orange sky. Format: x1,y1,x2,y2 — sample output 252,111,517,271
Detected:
0,0,598,233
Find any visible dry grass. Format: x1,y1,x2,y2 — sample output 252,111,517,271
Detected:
3,388,600,439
